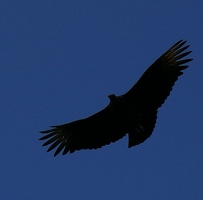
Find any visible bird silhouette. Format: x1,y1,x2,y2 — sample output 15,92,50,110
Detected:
39,40,192,156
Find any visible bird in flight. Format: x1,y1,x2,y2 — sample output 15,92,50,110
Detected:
40,40,192,156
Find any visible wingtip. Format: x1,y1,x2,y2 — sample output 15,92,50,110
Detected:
40,129,51,134
177,39,190,47
176,39,185,45
40,125,57,133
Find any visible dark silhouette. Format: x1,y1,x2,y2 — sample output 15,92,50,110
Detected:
40,40,192,156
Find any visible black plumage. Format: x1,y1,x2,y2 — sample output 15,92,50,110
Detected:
39,40,192,156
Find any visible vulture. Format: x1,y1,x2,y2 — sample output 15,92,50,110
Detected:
40,40,192,156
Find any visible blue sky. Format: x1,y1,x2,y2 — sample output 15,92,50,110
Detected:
1,1,202,199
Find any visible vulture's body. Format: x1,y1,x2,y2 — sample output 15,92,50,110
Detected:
40,40,192,156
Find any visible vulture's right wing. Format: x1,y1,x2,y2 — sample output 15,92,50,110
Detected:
40,105,127,156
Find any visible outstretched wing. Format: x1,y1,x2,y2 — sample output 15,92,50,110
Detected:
39,106,127,156
124,40,192,111
123,40,192,147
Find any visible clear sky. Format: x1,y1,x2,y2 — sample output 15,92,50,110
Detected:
1,1,202,199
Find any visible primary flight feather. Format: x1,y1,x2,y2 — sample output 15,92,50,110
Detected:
40,40,192,156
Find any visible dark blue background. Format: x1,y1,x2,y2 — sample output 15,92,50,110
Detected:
1,1,202,199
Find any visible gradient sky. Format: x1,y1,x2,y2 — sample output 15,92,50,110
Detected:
1,1,203,199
